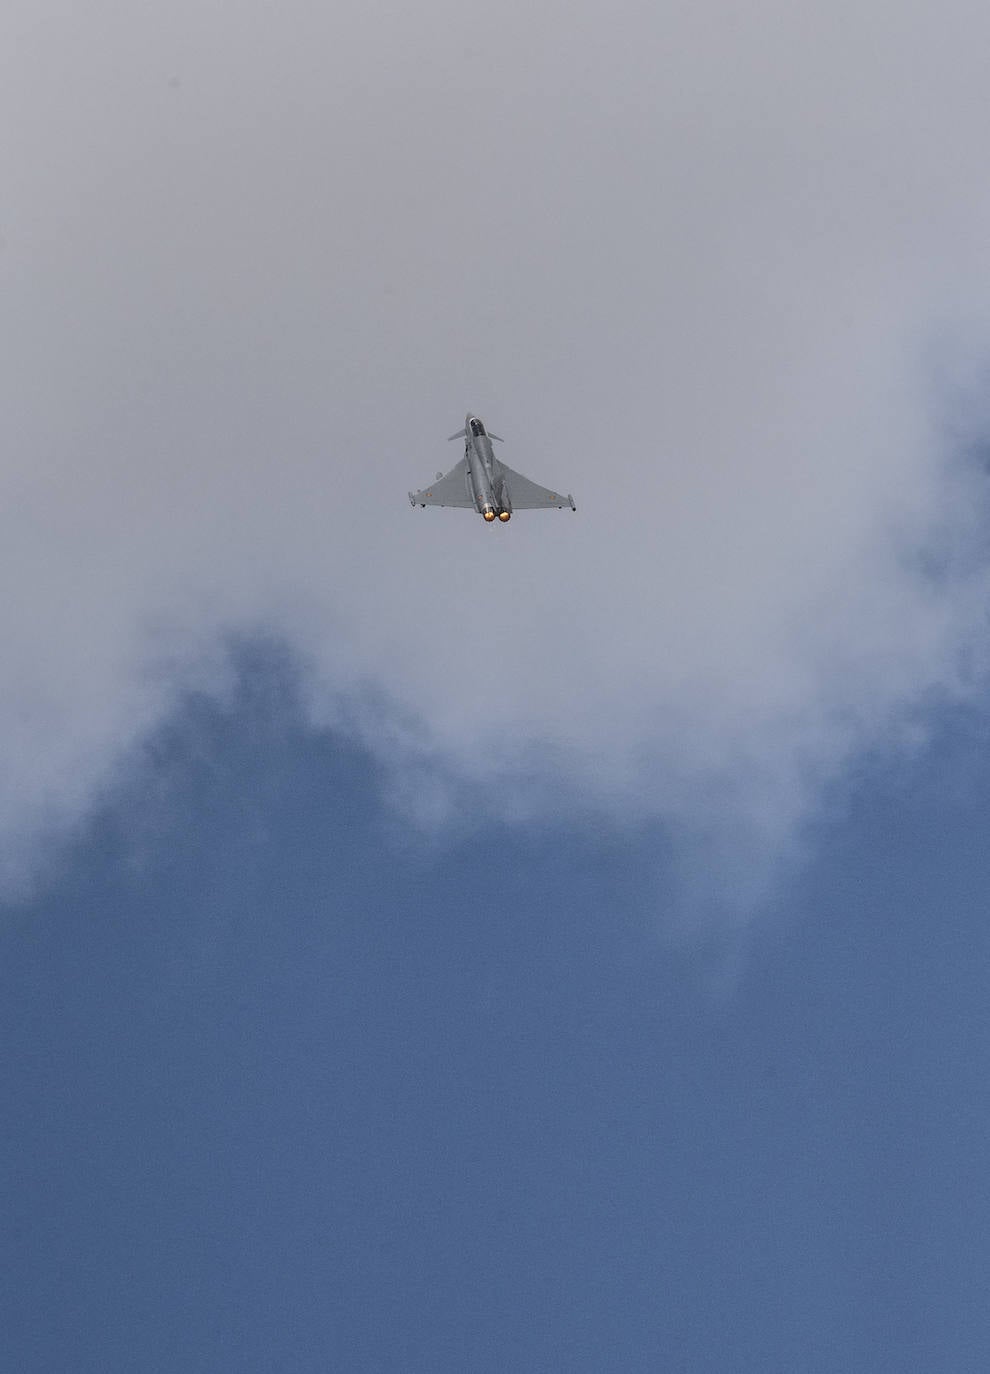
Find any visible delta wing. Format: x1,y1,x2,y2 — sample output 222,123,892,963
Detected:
409,458,475,508
498,463,576,510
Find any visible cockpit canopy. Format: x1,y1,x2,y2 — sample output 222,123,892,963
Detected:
469,418,486,437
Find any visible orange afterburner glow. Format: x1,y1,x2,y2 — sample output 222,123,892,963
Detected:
498,511,511,522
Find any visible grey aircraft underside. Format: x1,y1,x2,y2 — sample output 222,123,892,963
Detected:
409,414,576,522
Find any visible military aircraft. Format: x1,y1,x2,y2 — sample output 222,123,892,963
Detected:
409,414,576,523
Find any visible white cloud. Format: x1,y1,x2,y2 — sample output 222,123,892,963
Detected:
3,0,990,901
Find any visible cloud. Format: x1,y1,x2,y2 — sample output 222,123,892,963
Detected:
3,0,990,902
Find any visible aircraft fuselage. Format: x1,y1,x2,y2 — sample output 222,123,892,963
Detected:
463,414,508,521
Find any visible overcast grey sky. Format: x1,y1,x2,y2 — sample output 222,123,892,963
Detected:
4,0,990,901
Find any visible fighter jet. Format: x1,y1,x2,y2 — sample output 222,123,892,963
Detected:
409,414,576,523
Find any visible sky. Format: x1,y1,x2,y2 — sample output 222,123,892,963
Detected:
3,1,990,1368
3,663,990,1371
